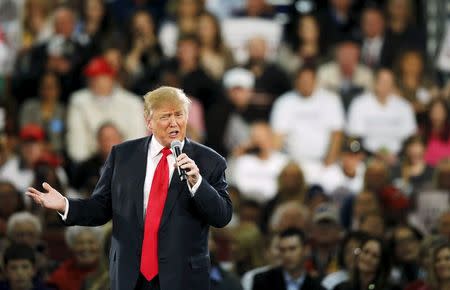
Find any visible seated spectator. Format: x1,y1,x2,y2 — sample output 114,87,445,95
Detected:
261,162,307,233
412,242,450,290
6,212,56,280
196,11,235,80
0,182,24,237
229,222,266,277
334,236,400,290
66,57,147,163
47,226,102,290
347,191,381,231
271,65,345,170
0,124,46,193
321,231,368,290
317,39,374,110
20,0,53,52
359,6,390,69
124,10,163,92
267,201,310,235
206,67,260,157
244,37,291,106
278,14,323,76
158,0,203,57
315,0,359,54
318,136,366,196
347,68,417,164
358,211,385,239
396,50,439,119
434,158,450,192
421,98,450,167
390,224,423,286
0,243,51,290
252,228,325,290
306,203,342,280
19,72,66,153
208,230,243,290
230,122,289,204
384,0,427,68
392,135,434,195
72,123,123,191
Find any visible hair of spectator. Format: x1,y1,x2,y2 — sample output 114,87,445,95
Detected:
6,211,42,238
177,33,201,47
390,223,424,254
96,122,124,140
142,86,191,120
64,226,104,249
279,227,306,244
295,63,317,78
269,201,310,233
423,97,450,142
337,231,369,269
3,243,36,266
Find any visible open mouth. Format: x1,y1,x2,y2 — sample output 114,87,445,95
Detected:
169,130,179,138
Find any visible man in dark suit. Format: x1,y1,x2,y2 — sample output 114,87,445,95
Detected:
252,228,324,290
26,86,233,290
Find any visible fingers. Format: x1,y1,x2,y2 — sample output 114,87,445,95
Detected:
25,188,44,206
176,154,199,176
42,182,54,192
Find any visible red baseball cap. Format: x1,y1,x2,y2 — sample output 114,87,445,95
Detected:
83,57,116,78
20,124,46,142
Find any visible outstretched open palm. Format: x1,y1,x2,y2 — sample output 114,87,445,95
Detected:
26,182,66,213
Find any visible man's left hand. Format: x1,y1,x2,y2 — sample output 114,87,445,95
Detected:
176,153,200,187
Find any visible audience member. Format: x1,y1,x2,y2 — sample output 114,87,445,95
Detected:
66,56,146,163
317,39,374,110
271,65,345,171
252,228,325,290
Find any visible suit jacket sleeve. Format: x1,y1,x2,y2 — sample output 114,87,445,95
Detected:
64,147,115,226
191,155,232,228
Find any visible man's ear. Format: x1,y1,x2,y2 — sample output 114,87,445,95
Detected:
146,118,153,131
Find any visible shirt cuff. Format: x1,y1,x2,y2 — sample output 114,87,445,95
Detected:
188,175,202,197
57,197,69,221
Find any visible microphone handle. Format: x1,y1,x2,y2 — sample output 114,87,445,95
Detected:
174,146,187,181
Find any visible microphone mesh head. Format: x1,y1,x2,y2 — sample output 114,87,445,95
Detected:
171,140,182,149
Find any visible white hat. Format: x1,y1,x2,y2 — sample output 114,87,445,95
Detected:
223,68,255,89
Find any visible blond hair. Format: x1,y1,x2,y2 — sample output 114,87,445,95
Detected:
142,86,191,119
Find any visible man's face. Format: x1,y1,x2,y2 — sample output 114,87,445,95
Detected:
279,236,304,273
147,103,188,148
72,231,100,267
98,126,122,158
5,259,35,290
295,70,316,97
362,10,384,38
89,75,115,97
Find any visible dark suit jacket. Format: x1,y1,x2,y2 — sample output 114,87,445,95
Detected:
64,136,233,290
252,266,325,290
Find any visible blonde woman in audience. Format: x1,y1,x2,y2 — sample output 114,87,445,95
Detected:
20,0,53,51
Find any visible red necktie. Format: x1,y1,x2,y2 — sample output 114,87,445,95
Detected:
140,147,172,281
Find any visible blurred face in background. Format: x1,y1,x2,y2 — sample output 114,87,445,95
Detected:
394,226,420,263
388,0,412,24
177,38,200,66
5,259,35,290
358,240,381,275
177,0,201,18
21,140,44,167
429,100,448,129
330,0,351,13
39,73,60,102
198,13,218,46
72,230,100,267
89,75,115,96
353,192,380,220
97,125,123,159
359,214,385,238
362,9,385,38
400,51,423,77
0,183,20,219
435,247,450,282
295,69,316,97
227,86,253,109
250,122,274,153
298,16,320,43
337,42,360,77
364,160,389,192
84,0,104,22
248,37,267,62
132,11,154,38
312,220,341,246
278,163,305,195
405,139,425,165
103,48,123,73
54,8,75,38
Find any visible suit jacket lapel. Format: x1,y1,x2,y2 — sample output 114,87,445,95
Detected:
159,138,194,229
136,136,151,230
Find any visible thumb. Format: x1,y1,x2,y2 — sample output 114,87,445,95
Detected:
42,182,54,192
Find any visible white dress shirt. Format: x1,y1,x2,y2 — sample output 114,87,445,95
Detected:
61,137,202,220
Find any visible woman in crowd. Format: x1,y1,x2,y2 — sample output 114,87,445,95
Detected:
19,71,66,153
421,98,450,167
278,14,322,75
47,226,102,290
334,236,400,290
196,11,234,80
396,50,439,120
423,242,450,290
392,135,434,195
20,0,52,51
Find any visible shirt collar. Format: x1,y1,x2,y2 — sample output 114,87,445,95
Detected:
283,270,306,288
150,136,185,158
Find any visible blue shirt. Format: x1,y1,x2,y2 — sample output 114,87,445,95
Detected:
283,271,306,290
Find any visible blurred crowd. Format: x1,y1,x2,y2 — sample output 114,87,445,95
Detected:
0,0,449,289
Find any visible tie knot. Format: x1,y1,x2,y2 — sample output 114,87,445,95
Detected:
161,147,172,157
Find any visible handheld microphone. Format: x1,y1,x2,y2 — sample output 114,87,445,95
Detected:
171,140,187,181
